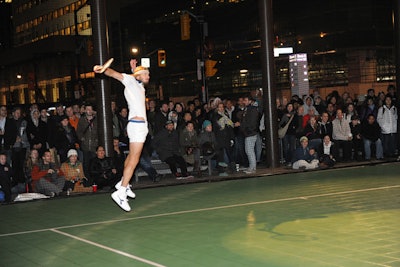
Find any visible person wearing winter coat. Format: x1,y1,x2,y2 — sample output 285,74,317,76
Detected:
377,96,398,157
361,114,383,160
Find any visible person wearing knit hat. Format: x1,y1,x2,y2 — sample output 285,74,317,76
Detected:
67,149,78,158
93,59,149,212
202,120,212,129
60,149,92,194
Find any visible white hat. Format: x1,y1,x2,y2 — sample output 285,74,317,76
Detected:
67,149,78,158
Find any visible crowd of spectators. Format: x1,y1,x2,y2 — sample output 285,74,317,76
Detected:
0,85,399,203
278,85,399,170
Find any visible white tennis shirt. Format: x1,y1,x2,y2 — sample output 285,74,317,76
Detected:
121,73,147,121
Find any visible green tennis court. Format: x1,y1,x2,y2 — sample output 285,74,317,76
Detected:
1,163,400,267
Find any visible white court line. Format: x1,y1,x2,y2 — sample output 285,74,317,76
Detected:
50,229,166,267
1,184,400,238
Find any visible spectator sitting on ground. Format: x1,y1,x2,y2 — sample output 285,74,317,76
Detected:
60,149,92,193
0,152,14,203
292,136,319,170
31,150,65,197
152,120,193,179
361,114,383,160
89,145,120,190
318,135,337,168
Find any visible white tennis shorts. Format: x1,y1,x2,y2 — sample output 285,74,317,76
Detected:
127,121,148,143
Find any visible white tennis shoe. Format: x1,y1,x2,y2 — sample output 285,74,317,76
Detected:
115,180,136,198
111,191,131,212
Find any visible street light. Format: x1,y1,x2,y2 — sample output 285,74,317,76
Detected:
131,47,139,55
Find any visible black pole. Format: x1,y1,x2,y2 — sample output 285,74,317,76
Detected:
258,0,279,168
394,0,400,97
91,0,113,156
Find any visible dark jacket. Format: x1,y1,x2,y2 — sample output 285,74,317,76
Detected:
280,113,298,136
292,146,318,163
89,157,116,182
76,115,98,151
26,118,47,155
0,162,13,202
319,121,333,139
240,105,260,137
153,111,168,135
54,124,80,163
361,121,381,142
212,111,235,148
303,123,321,141
3,117,17,150
152,128,181,161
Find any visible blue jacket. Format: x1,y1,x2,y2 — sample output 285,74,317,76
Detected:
292,146,318,163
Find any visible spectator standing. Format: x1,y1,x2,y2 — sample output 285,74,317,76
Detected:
211,102,235,168
111,101,121,139
26,109,47,157
332,109,353,161
326,103,336,122
349,115,363,161
147,99,157,136
54,116,80,163
0,105,7,152
280,102,298,166
7,107,29,186
344,103,357,124
117,107,129,145
303,116,322,149
360,96,378,123
76,104,98,177
240,96,260,174
65,105,79,130
377,96,398,157
232,97,247,167
313,96,326,115
153,102,169,135
361,114,383,160
319,112,333,139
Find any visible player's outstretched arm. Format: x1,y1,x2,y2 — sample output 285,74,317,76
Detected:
93,60,123,81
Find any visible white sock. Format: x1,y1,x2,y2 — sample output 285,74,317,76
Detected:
117,186,127,198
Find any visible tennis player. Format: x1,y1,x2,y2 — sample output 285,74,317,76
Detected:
93,59,149,211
